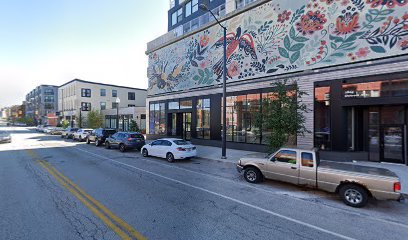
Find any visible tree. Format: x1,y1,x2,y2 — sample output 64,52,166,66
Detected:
87,110,104,129
129,119,140,132
61,119,70,129
255,79,310,152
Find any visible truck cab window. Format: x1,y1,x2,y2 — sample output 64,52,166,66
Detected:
273,150,297,164
301,152,314,167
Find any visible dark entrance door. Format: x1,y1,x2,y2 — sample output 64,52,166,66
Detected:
380,125,405,164
168,112,191,140
182,113,191,140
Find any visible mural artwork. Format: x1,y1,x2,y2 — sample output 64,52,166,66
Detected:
147,0,408,95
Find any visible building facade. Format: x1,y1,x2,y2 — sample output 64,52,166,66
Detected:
25,85,59,125
147,0,408,165
58,79,147,127
101,106,146,133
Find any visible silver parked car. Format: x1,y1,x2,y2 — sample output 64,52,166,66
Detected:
0,131,11,143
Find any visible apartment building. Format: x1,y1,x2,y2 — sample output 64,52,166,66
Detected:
146,0,408,165
25,85,59,125
58,79,147,127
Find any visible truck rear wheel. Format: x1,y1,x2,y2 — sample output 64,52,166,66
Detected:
339,184,369,208
243,167,262,184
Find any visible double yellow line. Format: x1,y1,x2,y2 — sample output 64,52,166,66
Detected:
31,153,146,240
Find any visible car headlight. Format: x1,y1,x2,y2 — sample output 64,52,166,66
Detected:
238,160,241,165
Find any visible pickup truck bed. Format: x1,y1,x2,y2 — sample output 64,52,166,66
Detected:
319,161,398,178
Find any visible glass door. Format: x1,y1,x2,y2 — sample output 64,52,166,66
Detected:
380,125,404,164
183,113,191,140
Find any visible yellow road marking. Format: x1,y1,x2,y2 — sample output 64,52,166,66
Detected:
41,160,146,240
26,148,146,240
37,161,133,240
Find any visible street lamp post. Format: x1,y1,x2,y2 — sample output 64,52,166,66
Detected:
199,3,227,159
79,106,83,128
116,97,120,131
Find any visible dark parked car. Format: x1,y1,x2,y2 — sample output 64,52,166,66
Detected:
105,132,145,152
86,128,117,146
61,127,79,139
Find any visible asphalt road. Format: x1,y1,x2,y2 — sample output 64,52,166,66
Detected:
1,127,408,240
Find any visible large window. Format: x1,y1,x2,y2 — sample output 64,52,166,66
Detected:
81,88,91,97
112,90,117,97
81,102,91,111
168,100,180,110
100,89,106,96
180,100,192,109
172,12,177,26
197,98,210,139
112,102,118,109
100,102,106,110
343,78,408,98
185,1,192,17
44,89,54,95
225,93,262,144
128,92,135,100
177,8,183,22
149,103,166,135
44,96,54,102
314,86,331,150
192,0,198,13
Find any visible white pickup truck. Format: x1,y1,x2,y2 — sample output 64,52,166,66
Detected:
236,148,402,207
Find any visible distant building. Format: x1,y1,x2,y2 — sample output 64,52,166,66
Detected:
25,85,59,125
101,106,146,133
58,79,147,128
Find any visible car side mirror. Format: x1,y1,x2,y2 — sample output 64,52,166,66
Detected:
270,157,276,162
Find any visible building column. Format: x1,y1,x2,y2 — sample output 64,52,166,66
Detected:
296,77,314,149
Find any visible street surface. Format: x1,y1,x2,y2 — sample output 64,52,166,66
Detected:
1,127,408,240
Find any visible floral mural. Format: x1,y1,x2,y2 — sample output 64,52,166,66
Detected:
147,0,408,95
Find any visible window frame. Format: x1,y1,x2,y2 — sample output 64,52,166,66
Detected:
112,89,118,97
128,92,136,100
81,88,91,98
100,89,106,97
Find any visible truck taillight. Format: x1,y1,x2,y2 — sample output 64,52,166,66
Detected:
394,182,401,192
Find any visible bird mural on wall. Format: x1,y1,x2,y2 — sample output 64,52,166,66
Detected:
149,60,185,90
212,26,258,81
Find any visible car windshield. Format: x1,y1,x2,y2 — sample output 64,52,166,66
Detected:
129,134,143,139
173,140,189,145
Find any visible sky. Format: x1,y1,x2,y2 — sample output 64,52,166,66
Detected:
0,0,168,108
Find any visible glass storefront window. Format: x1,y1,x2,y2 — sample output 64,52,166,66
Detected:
314,86,331,150
197,98,210,139
343,78,408,98
180,100,192,109
224,93,262,144
168,101,179,110
149,102,166,135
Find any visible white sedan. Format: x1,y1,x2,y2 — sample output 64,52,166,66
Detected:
73,129,93,141
141,138,197,162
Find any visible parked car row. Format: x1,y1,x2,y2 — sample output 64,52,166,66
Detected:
51,127,198,162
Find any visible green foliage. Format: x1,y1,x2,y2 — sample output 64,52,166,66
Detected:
255,79,310,152
61,120,70,129
129,119,140,132
87,110,103,129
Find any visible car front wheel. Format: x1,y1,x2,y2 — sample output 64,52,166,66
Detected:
243,167,262,184
339,184,369,208
166,153,175,163
119,144,126,152
142,149,148,157
86,138,90,144
95,139,100,146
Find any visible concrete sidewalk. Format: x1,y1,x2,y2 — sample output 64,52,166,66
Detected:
195,145,408,195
